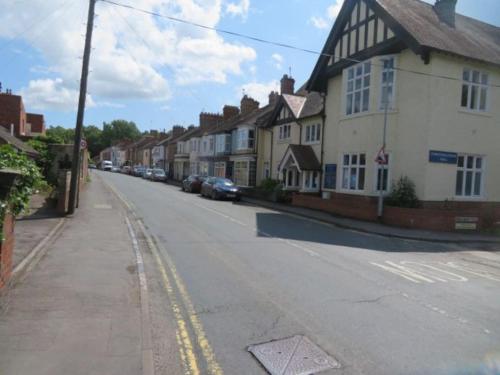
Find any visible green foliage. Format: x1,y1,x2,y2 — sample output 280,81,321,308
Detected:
0,145,46,239
386,176,420,208
101,120,141,148
27,138,57,185
46,126,75,144
83,125,103,157
259,178,282,192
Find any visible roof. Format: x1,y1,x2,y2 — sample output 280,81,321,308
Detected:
0,126,38,157
377,0,500,66
295,86,324,119
279,144,321,172
308,0,500,91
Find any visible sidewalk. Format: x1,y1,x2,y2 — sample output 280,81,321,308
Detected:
242,197,500,244
0,176,144,374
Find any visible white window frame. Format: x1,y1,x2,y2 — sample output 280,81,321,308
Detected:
304,123,321,144
461,68,489,112
236,127,255,150
234,160,250,186
374,153,391,193
455,154,484,199
341,153,366,191
278,124,291,141
379,56,396,110
214,162,226,178
346,62,371,115
303,170,320,191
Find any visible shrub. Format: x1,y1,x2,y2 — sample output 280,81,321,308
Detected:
259,178,282,192
386,176,420,208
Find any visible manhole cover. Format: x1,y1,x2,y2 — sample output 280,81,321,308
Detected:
94,204,112,209
248,335,340,375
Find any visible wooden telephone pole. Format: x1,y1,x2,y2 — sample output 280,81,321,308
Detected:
68,0,97,215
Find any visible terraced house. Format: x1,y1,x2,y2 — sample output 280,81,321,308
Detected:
295,0,500,231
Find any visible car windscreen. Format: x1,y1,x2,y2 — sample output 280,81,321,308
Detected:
215,178,234,186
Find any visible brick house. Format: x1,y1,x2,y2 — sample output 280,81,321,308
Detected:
0,91,45,138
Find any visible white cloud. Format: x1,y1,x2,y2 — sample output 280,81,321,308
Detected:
20,78,94,111
0,0,257,111
310,0,343,30
271,53,283,70
239,80,279,106
226,0,250,18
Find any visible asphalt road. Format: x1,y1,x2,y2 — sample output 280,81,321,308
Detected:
100,171,500,375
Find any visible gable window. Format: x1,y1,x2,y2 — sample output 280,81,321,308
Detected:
380,57,395,109
455,155,483,197
305,124,321,143
346,62,371,115
279,124,291,140
461,69,488,111
342,153,366,191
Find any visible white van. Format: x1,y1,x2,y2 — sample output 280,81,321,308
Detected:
102,160,113,171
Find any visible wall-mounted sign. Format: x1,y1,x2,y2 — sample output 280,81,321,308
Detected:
429,150,458,164
455,217,479,231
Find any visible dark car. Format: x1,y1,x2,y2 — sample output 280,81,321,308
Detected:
133,166,146,177
182,175,205,193
151,169,167,182
201,177,241,201
143,169,153,180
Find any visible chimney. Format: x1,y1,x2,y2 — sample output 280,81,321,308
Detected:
268,91,279,105
172,125,185,137
280,74,295,95
240,95,259,115
199,112,223,129
223,105,240,121
434,0,457,27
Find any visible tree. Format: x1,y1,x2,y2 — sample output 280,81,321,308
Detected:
101,120,141,147
83,125,103,157
45,126,75,144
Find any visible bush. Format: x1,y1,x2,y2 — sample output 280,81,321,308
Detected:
386,176,420,208
0,145,46,239
259,178,282,192
27,138,58,186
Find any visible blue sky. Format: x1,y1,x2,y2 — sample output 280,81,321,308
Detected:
0,0,499,132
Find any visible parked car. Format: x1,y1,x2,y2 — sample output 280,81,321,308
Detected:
201,177,241,201
102,160,113,171
151,169,167,182
143,169,153,179
111,166,121,173
133,166,146,177
182,175,205,193
89,163,97,169
121,165,131,174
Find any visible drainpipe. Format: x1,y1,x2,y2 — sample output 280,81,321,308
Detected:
319,92,327,195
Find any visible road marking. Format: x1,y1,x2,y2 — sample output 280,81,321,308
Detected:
138,220,224,375
442,262,500,282
371,261,435,284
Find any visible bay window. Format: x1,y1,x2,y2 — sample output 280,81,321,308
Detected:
236,128,255,150
234,161,249,186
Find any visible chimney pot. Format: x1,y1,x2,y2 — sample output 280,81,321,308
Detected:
240,95,260,115
268,91,279,105
434,0,457,27
223,105,240,121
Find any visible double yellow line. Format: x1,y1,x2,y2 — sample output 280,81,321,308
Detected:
103,177,223,375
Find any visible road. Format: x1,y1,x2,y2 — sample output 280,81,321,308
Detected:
100,171,500,375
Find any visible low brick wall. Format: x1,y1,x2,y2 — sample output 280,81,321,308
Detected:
292,193,500,232
0,213,15,289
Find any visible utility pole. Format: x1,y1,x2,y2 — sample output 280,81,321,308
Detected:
377,86,389,219
68,0,97,215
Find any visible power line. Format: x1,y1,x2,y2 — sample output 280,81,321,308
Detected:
100,0,500,89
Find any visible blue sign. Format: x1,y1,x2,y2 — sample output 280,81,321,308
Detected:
429,151,458,164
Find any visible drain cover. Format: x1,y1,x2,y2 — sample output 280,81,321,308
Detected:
248,335,339,375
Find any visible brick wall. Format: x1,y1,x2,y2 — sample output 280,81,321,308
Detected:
292,193,500,232
0,212,15,289
0,93,23,136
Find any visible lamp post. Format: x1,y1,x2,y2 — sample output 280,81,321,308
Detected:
377,80,389,219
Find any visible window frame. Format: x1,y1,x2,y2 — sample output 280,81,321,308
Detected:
379,56,397,110
303,170,320,191
346,61,371,116
341,152,366,192
278,124,291,141
373,153,391,193
233,160,250,186
455,154,485,199
461,68,489,112
214,162,226,178
304,123,321,144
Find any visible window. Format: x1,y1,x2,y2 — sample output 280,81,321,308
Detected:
324,164,337,190
263,162,270,179
455,155,483,197
380,57,395,109
342,153,366,191
375,154,390,192
346,62,371,115
215,134,228,153
461,69,488,111
214,162,226,178
203,140,207,153
209,137,214,152
237,128,255,150
234,161,249,186
279,124,291,140
304,171,319,190
305,124,321,143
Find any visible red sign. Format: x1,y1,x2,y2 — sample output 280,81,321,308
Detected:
375,147,388,165
80,139,87,150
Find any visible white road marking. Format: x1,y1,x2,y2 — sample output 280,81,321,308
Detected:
370,261,435,284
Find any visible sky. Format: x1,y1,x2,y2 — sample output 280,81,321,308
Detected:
0,0,499,132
